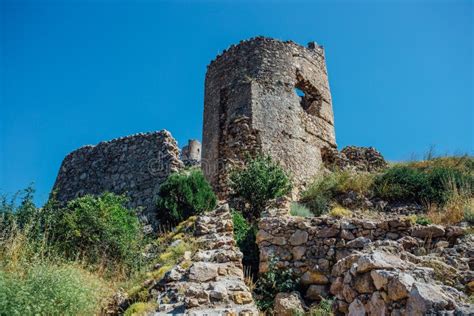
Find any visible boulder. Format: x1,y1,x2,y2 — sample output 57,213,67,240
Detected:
273,292,305,316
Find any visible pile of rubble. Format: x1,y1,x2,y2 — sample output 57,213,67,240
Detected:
322,146,387,172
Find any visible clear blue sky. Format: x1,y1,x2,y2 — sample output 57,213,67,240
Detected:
1,0,473,205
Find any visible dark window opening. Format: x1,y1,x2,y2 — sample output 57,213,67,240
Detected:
295,73,323,117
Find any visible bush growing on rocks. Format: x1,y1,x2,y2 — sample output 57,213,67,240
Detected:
374,164,473,206
230,155,292,220
301,171,374,215
156,169,217,223
290,202,313,217
254,257,300,311
231,211,259,275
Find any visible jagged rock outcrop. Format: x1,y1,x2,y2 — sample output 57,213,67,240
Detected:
154,205,258,315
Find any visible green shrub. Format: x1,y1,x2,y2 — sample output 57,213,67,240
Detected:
124,302,157,316
156,169,216,223
230,156,292,220
300,174,336,216
373,164,473,205
373,166,430,203
0,262,110,315
290,202,313,217
231,211,259,274
300,171,374,216
232,210,252,244
48,193,143,270
254,257,300,311
308,298,334,316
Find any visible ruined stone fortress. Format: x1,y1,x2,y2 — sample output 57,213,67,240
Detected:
51,37,474,315
53,37,336,218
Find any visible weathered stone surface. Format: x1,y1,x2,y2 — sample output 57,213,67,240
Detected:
156,206,258,314
346,237,371,249
305,285,328,301
353,272,375,293
411,225,445,239
292,246,306,261
289,230,308,246
370,270,393,290
232,291,253,305
274,292,305,316
257,213,471,310
348,299,366,316
300,271,329,285
366,292,386,316
202,37,336,198
387,273,414,301
52,130,184,228
322,146,387,172
356,250,403,273
406,282,451,314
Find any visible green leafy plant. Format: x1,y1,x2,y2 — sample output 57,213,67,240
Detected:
308,298,334,316
156,169,216,223
232,211,259,275
254,257,300,311
290,202,313,217
230,155,292,220
373,163,473,206
48,193,144,270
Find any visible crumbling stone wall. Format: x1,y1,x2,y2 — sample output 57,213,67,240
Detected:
321,146,387,172
202,37,337,198
181,139,202,167
257,214,471,313
52,130,183,226
155,205,258,314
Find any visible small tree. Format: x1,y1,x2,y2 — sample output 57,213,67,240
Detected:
229,156,292,220
156,169,217,223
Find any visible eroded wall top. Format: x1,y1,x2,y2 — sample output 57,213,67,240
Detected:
52,130,183,226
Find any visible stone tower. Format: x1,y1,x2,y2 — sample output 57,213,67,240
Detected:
202,37,336,197
181,139,202,166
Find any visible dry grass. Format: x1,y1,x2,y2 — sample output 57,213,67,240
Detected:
243,265,256,292
426,177,473,225
328,205,352,218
